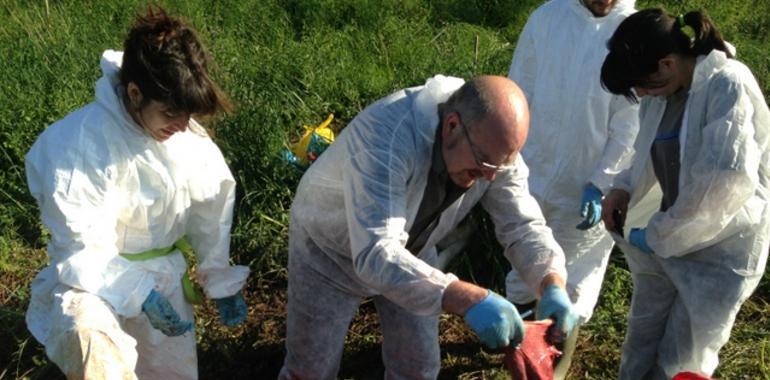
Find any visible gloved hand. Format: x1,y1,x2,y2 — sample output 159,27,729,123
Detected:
576,183,603,230
536,285,578,343
464,290,525,349
215,291,248,327
142,289,193,336
629,228,653,254
601,189,630,232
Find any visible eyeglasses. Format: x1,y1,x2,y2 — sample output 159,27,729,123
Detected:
458,115,515,172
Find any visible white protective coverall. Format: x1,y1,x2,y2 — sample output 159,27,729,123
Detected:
279,75,567,380
24,50,249,379
611,50,770,378
505,0,639,321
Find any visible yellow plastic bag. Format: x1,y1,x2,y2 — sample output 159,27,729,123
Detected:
287,113,335,168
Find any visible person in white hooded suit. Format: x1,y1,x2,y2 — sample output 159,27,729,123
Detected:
506,0,639,377
24,8,248,379
279,75,578,379
600,8,770,378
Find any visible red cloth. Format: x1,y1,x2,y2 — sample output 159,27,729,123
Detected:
673,372,712,380
504,320,562,380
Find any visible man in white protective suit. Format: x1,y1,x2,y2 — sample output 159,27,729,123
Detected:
505,0,639,377
278,75,579,380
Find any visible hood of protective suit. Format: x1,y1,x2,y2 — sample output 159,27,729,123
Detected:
94,50,136,131
412,75,465,141
96,50,124,104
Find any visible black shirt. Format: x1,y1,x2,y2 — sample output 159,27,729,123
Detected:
406,127,468,254
651,89,688,211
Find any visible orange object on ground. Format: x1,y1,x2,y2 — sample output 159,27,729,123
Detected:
503,320,562,380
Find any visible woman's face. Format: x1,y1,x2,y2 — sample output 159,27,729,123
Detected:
135,100,191,142
633,71,679,97
125,82,191,142
633,55,693,98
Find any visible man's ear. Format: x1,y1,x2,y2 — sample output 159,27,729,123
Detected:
441,111,461,140
126,82,143,108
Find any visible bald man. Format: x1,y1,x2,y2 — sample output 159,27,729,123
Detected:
279,75,577,380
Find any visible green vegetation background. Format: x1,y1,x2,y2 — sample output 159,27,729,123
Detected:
1,0,768,378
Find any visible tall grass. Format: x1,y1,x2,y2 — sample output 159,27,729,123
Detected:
1,0,768,378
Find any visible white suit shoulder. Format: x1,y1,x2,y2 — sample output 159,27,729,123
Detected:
708,58,761,94
26,103,122,198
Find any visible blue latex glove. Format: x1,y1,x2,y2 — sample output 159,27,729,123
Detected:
629,228,654,254
215,291,247,327
142,289,193,336
463,290,525,349
576,183,603,230
536,285,578,343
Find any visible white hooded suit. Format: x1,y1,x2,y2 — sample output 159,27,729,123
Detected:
506,0,639,320
613,49,770,378
24,50,249,379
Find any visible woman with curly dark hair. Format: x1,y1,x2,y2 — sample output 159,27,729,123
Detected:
24,7,248,379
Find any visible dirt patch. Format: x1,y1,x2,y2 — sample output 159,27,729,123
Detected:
196,273,507,378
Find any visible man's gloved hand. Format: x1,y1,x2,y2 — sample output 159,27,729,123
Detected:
576,183,603,230
464,290,525,349
215,291,248,327
629,228,653,254
142,289,193,336
536,285,578,343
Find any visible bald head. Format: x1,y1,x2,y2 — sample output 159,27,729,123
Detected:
471,75,530,155
439,76,530,162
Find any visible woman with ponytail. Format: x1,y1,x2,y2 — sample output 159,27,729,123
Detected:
24,7,249,379
599,8,770,379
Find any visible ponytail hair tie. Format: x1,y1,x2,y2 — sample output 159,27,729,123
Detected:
676,14,685,26
677,14,696,41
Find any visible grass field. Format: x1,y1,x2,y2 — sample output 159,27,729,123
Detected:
1,0,769,378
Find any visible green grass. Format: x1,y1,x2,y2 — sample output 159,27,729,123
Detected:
1,0,768,378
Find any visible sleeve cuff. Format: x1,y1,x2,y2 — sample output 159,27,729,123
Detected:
197,265,250,299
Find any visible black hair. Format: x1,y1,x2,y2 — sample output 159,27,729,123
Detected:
600,8,733,102
120,6,232,116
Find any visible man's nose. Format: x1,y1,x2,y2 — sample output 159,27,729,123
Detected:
482,169,496,182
